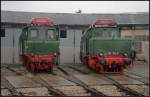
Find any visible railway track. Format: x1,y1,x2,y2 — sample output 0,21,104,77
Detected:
124,71,149,85
123,73,149,85
66,65,149,96
1,75,24,96
104,75,145,96
3,66,105,96
3,66,66,96
55,66,129,96
2,66,107,96
56,66,107,96
1,65,149,96
67,65,148,85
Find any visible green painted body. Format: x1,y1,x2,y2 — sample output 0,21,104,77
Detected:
89,38,132,56
80,26,132,57
24,41,59,55
19,25,59,55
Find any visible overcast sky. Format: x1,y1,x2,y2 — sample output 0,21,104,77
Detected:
1,1,149,13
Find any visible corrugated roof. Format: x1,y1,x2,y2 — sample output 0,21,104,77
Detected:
1,11,149,25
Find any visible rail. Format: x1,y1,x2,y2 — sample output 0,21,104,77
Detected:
57,66,107,96
104,75,145,96
1,75,24,96
67,65,146,96
3,66,66,96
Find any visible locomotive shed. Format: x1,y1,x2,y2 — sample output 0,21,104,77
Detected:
1,11,149,96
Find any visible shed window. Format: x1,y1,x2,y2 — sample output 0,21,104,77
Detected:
0,28,5,37
60,30,67,38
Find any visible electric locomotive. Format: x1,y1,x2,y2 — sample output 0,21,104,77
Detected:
19,18,60,72
80,19,134,74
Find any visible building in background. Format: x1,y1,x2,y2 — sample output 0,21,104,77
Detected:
1,11,149,64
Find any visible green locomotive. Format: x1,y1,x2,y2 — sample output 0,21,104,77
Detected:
19,18,60,72
80,19,133,74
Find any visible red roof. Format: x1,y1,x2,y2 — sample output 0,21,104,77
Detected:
31,18,54,25
93,19,115,26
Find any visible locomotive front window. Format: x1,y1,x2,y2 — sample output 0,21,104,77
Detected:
47,30,54,39
28,26,56,40
30,29,38,38
38,29,46,40
92,27,120,38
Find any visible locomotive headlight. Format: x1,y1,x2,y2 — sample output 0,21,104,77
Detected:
108,52,111,55
116,52,119,55
98,52,104,57
123,53,128,57
54,53,57,56
99,59,107,65
112,52,116,55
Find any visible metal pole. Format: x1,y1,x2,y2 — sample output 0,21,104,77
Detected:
12,30,15,65
73,30,75,65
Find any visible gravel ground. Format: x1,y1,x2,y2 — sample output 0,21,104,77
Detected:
91,85,126,96
55,85,91,96
16,87,52,96
1,89,12,96
124,85,149,96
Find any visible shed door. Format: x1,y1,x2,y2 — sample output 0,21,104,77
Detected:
1,28,13,64
1,28,22,64
59,29,82,64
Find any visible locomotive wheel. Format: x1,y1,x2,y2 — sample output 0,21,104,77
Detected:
30,64,36,73
55,62,59,66
26,64,31,71
99,66,104,74
94,65,99,73
47,67,52,73
25,61,31,71
87,64,91,70
50,67,53,73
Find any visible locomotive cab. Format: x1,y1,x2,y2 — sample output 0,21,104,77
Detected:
80,19,133,74
19,18,60,72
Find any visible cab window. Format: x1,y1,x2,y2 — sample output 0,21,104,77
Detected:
92,27,120,38
30,29,38,38
47,29,54,39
